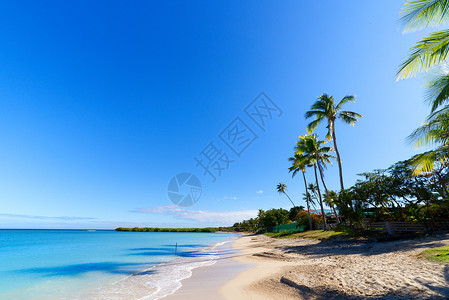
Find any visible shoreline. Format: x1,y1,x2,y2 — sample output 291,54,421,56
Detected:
167,233,449,300
164,234,250,300
78,233,239,300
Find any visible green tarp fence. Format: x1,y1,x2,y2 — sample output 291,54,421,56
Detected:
266,222,306,233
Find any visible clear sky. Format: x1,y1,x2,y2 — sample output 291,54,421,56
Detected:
0,0,431,228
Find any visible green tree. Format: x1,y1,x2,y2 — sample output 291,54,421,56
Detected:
276,182,295,207
305,94,362,191
289,206,305,222
258,208,290,229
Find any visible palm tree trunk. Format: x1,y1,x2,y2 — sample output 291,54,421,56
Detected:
317,164,341,223
314,163,327,229
284,193,295,208
302,170,313,230
332,122,353,212
331,122,344,190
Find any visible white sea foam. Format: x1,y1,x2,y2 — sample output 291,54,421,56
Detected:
80,239,235,300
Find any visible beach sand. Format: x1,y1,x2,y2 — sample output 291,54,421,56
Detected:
221,233,449,299
167,232,449,299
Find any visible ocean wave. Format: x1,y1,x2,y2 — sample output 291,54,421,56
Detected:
81,239,234,300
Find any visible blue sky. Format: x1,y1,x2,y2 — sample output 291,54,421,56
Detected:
0,0,431,228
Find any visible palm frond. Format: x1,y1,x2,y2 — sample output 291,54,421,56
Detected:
400,0,449,33
335,95,355,111
325,123,332,141
320,154,335,166
339,111,362,125
304,110,326,119
407,107,449,146
319,144,332,150
397,29,449,79
425,71,449,111
410,146,449,174
306,119,322,134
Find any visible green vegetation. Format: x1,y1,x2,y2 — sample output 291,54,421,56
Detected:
332,156,449,233
115,227,217,232
227,206,321,232
419,245,449,264
264,230,349,240
397,0,449,81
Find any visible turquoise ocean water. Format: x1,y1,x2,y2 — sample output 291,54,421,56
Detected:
0,229,237,299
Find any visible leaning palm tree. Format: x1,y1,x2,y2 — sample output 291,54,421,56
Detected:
305,94,362,191
295,134,334,228
288,153,313,230
276,182,295,208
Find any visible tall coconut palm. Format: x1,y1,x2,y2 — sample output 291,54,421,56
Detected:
276,182,295,208
295,134,334,228
288,153,313,230
305,94,362,191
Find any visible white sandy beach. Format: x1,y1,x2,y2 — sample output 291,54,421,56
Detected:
167,233,449,300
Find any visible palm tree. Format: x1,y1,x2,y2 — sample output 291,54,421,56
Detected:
324,190,340,223
276,182,295,207
397,0,449,112
305,94,362,191
288,153,313,230
303,190,318,213
295,134,335,228
397,0,449,80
